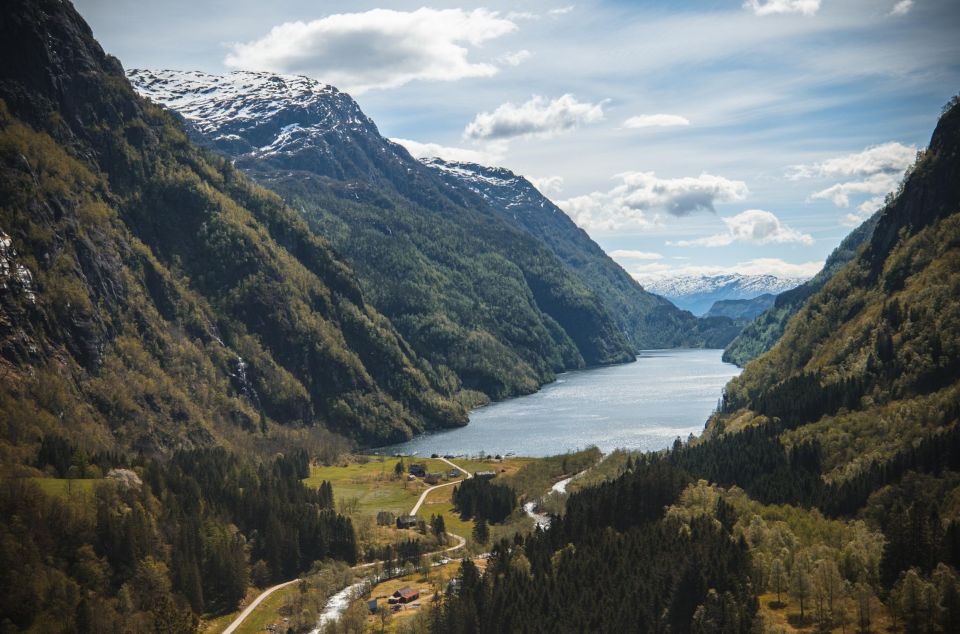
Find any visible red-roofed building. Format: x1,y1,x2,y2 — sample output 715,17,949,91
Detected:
390,587,419,604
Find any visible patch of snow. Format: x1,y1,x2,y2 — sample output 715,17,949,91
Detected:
0,230,36,304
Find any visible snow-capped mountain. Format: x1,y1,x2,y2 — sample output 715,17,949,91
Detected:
127,69,414,181
638,274,809,316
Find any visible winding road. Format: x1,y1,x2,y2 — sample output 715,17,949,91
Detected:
220,457,473,634
410,456,473,516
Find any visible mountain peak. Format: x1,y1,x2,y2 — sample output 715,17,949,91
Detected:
127,68,383,168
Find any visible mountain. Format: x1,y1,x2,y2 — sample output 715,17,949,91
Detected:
638,273,807,316
0,0,471,452
704,293,775,321
722,212,881,366
419,158,742,349
127,68,733,404
713,94,960,501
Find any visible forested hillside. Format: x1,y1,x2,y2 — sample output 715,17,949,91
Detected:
723,211,881,366
421,159,742,349
0,0,425,628
0,0,469,451
432,97,960,633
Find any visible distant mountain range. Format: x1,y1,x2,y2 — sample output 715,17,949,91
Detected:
637,273,808,316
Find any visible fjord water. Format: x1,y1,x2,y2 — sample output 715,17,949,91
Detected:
382,349,740,457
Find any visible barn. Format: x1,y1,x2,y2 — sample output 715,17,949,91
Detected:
388,587,420,604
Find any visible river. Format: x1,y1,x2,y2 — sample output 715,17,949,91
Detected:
381,349,740,457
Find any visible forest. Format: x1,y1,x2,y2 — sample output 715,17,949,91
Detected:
2,440,353,632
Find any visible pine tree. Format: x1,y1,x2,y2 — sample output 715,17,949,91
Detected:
473,518,489,545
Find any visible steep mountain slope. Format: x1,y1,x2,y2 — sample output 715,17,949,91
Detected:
127,69,636,402
704,294,775,321
639,273,806,316
722,213,880,365
714,95,960,492
0,0,467,451
420,158,742,349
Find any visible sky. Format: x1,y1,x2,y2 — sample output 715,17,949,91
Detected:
75,0,960,281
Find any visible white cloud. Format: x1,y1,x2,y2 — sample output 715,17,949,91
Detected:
609,250,664,260
792,142,917,219
464,94,605,141
498,50,532,66
623,114,691,129
789,142,917,180
549,6,576,16
890,0,914,16
843,196,885,227
631,258,824,281
391,138,505,165
224,8,516,94
670,209,814,247
528,175,565,196
744,0,821,16
558,172,748,231
810,173,899,207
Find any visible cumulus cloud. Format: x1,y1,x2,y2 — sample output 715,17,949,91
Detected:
890,0,914,16
623,114,690,128
791,142,917,218
609,250,663,260
528,175,564,196
464,94,605,141
744,0,821,16
810,173,898,208
670,209,813,247
224,8,516,94
789,142,917,180
391,138,505,165
498,50,532,66
558,172,748,231
631,258,824,281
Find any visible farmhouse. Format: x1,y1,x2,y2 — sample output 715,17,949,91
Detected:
396,515,418,529
409,463,426,477
474,470,497,480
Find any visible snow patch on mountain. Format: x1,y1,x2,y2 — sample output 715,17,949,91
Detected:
127,69,382,162
420,157,566,216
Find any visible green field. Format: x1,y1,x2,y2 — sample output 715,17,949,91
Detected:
233,584,300,634
305,457,466,516
31,478,103,498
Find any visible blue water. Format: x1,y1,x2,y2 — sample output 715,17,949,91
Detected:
380,349,740,457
